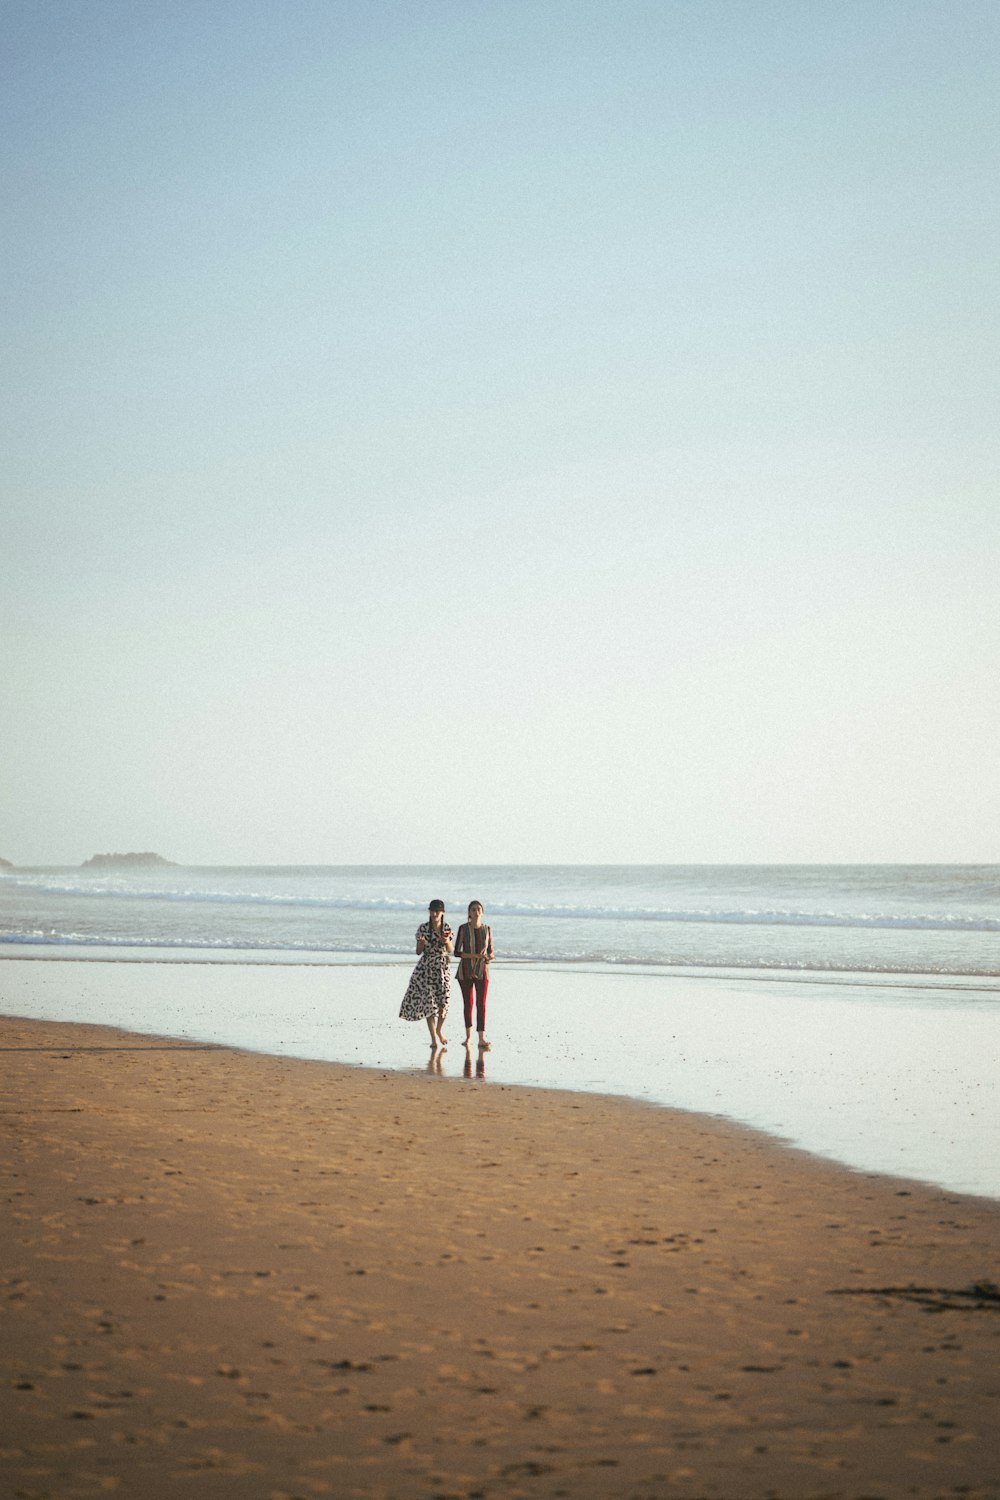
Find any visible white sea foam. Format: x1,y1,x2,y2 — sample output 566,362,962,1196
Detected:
1,872,998,928
2,865,999,975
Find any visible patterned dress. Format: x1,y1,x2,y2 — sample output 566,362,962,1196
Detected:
399,921,452,1022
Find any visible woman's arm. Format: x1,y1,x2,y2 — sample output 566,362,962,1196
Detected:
486,926,495,961
442,925,454,954
415,925,427,955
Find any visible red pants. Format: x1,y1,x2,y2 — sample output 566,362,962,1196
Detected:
460,972,488,1033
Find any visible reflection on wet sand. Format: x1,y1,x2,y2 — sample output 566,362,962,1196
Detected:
419,1044,487,1080
463,1050,486,1080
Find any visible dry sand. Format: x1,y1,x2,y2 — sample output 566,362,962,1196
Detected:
2,1016,998,1499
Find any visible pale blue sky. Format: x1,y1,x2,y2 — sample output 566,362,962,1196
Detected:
3,1,998,864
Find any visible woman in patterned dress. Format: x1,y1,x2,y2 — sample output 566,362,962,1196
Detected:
399,899,453,1047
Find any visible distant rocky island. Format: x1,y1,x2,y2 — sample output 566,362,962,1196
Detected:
81,852,175,870
0,856,13,869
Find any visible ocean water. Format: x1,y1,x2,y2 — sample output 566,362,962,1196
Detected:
2,863,999,975
3,865,998,1198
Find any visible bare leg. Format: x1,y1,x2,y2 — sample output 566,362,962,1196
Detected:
426,1016,439,1047
478,1032,491,1051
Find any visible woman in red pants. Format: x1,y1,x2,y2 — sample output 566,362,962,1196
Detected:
453,900,494,1052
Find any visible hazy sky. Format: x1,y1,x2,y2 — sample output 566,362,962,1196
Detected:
3,1,998,866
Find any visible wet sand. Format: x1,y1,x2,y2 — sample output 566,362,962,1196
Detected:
4,954,998,1198
2,1015,999,1499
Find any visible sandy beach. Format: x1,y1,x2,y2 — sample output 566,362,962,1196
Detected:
2,1014,999,1499
3,955,998,1199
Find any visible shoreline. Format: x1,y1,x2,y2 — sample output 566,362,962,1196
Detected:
1,955,997,1201
4,1006,998,1212
4,943,1000,983
3,1013,999,1498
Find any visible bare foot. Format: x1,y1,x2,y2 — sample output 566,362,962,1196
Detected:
479,1039,491,1051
